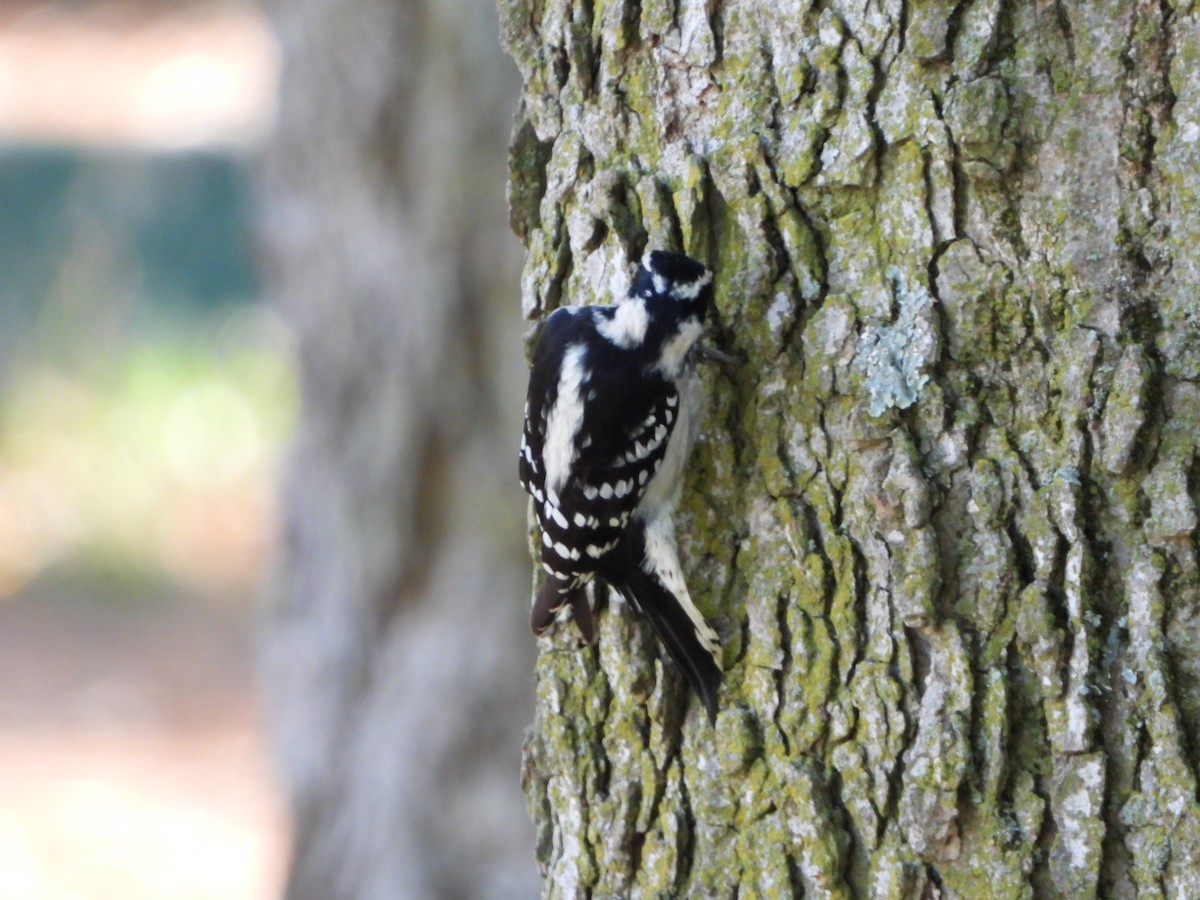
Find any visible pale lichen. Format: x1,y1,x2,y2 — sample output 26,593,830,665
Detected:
855,268,939,417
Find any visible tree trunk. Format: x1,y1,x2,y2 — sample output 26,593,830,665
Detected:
503,0,1200,896
256,0,538,896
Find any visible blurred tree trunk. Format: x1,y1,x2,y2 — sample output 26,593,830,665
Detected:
256,0,538,897
504,0,1200,896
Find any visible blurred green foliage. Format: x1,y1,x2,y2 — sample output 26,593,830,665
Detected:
0,146,293,600
0,146,257,301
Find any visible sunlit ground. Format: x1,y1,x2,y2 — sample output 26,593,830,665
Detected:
0,2,289,897
0,582,285,900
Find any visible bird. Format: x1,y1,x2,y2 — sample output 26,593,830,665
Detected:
518,249,723,722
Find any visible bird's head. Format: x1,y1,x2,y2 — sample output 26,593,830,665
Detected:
631,250,713,324
628,250,713,378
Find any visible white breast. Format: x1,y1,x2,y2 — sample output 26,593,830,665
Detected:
636,369,703,517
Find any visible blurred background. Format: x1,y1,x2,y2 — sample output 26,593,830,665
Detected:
0,0,533,896
0,2,288,898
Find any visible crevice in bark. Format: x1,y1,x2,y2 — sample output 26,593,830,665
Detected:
775,590,795,752
1050,0,1076,67
1129,348,1167,479
942,0,973,68
626,826,646,891
786,854,807,899
1098,723,1135,899
995,639,1023,806
1005,513,1037,590
844,539,870,685
933,89,972,249
962,636,990,793
825,747,867,896
1156,0,1178,122
708,2,724,64
549,43,570,91
925,862,945,894
1028,775,1056,895
895,0,909,56
907,624,931,700
863,54,889,177
923,151,950,259
1045,530,1071,639
673,768,698,895
986,0,1020,74
576,0,598,96
801,497,840,755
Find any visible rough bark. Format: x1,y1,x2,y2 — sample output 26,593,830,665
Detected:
502,0,1200,896
256,0,538,896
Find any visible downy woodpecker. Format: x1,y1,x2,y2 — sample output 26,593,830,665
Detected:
519,250,722,722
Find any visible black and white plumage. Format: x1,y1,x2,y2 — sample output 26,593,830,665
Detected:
519,249,722,722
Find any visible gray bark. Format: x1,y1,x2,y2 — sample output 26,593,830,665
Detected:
503,0,1200,896
256,0,537,896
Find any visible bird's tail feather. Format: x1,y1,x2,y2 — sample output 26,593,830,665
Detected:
602,560,722,723
532,579,596,643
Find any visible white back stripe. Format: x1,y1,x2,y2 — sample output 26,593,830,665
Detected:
543,343,589,495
